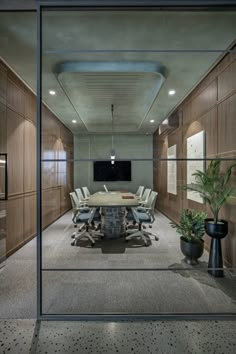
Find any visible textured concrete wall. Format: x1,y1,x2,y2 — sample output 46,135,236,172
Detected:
74,134,153,193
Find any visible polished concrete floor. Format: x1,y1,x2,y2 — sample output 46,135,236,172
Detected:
0,319,236,354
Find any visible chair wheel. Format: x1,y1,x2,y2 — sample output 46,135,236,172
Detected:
71,241,75,246
149,225,152,228
91,242,95,247
71,234,75,239
74,225,77,228
125,239,129,242
155,236,159,241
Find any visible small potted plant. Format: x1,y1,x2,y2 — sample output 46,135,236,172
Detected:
184,160,236,276
170,208,207,265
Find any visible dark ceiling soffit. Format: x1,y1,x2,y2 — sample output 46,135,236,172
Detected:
36,0,236,8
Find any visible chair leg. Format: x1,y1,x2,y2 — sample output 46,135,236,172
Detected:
79,223,85,232
125,228,149,246
71,228,95,246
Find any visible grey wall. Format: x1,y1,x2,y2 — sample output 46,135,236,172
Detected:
74,134,153,193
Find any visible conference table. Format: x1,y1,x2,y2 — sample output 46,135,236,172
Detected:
87,191,139,239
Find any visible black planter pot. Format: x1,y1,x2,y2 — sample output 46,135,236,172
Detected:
205,219,228,277
180,237,204,265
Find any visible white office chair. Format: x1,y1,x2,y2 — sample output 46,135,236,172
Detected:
135,186,144,199
126,191,158,246
75,188,88,205
70,192,90,231
103,184,108,192
82,186,91,199
139,188,151,206
71,208,104,247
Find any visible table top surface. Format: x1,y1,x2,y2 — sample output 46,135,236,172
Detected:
87,191,139,207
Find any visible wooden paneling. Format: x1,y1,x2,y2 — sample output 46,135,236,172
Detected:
6,196,24,253
24,89,36,125
42,188,61,228
0,62,7,103
153,45,236,267
7,78,25,116
218,92,236,154
23,193,36,241
218,59,236,101
1,58,74,256
24,120,36,193
7,108,24,196
0,101,6,153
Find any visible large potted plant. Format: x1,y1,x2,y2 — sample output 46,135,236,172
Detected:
170,209,206,265
184,160,236,277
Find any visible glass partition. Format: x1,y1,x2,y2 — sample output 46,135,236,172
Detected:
39,4,236,318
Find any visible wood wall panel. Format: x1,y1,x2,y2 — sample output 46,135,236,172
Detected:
24,89,36,125
6,196,24,253
218,59,236,101
7,108,24,196
0,62,7,103
7,78,25,116
23,193,36,241
153,45,236,267
218,93,236,154
24,120,36,193
0,101,6,153
42,188,61,228
1,58,74,256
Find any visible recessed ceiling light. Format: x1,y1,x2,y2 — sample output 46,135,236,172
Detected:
72,120,77,123
49,90,56,95
150,120,155,123
168,90,176,96
146,133,149,135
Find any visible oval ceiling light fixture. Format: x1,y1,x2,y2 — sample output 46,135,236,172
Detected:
168,89,176,96
49,90,56,95
72,120,77,123
150,119,155,123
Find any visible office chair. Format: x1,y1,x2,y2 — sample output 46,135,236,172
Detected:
126,191,159,246
82,186,91,199
70,192,90,231
138,188,151,206
75,188,88,205
135,186,144,199
71,207,104,247
103,184,108,192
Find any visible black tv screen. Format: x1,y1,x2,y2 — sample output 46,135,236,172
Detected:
93,161,131,181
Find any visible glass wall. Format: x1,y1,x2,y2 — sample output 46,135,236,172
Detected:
39,4,236,317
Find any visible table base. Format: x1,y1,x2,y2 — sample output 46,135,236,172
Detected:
101,207,126,239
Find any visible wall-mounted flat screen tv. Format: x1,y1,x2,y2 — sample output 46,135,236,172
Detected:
93,161,131,181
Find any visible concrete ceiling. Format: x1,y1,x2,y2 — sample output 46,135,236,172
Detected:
0,10,236,135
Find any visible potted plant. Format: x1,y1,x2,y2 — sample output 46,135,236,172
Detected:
184,160,236,277
170,208,207,265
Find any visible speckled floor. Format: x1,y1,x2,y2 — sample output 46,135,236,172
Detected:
0,319,235,354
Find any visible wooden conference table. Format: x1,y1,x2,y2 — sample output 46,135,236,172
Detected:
87,191,139,239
